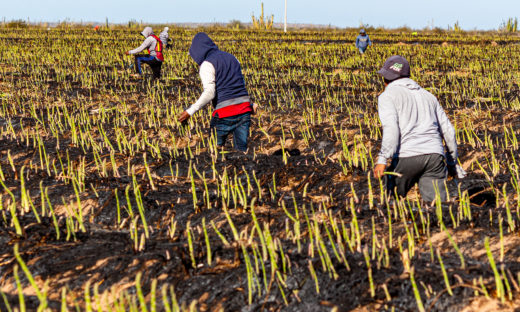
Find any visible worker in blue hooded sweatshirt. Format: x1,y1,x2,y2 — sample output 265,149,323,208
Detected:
356,29,372,54
178,32,256,152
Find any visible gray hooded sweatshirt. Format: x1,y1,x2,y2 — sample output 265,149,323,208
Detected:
129,27,159,57
377,78,458,165
159,27,169,46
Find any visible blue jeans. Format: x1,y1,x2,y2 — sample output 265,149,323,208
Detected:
134,55,162,78
210,112,251,152
358,46,367,54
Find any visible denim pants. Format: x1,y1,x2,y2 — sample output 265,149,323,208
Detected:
385,153,448,202
134,55,162,78
358,46,367,54
210,112,251,152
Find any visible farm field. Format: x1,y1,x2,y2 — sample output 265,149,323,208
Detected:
1,26,520,311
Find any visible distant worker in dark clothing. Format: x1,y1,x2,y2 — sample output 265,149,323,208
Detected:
178,32,257,152
159,27,172,49
356,29,372,54
125,26,164,79
373,55,465,203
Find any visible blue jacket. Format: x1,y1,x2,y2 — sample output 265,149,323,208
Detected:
356,34,372,49
189,32,249,108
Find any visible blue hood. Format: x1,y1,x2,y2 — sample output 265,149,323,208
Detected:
189,32,219,65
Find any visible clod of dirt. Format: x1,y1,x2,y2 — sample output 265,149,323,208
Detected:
272,148,301,156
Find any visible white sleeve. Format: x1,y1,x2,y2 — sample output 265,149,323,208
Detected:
186,61,216,116
377,93,400,164
435,99,458,165
129,37,153,54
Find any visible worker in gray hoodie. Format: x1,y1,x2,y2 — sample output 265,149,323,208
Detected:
125,27,164,79
373,55,464,203
159,27,171,48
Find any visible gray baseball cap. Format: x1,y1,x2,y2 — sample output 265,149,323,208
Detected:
360,29,366,34
377,55,410,81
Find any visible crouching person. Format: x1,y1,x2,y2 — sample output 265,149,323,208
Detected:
178,32,256,152
373,55,459,203
159,27,172,49
125,27,164,79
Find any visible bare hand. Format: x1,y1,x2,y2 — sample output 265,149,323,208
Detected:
178,111,191,123
125,51,130,55
252,103,259,114
373,164,386,179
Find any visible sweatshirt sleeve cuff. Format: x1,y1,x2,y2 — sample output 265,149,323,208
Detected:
376,156,388,165
185,107,196,116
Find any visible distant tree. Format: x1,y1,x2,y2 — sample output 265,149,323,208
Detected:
499,18,518,33
453,21,462,32
447,21,461,32
228,20,244,30
5,19,28,28
251,3,274,30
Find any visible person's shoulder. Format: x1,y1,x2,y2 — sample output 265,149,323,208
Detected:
378,89,393,102
419,86,439,102
379,83,405,101
210,50,239,62
221,50,236,58
200,61,215,69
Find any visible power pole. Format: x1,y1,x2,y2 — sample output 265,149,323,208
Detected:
284,0,287,32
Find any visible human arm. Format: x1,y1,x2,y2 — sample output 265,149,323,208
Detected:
434,99,458,165
128,37,154,55
355,36,360,48
368,35,372,46
376,93,400,165
178,61,216,122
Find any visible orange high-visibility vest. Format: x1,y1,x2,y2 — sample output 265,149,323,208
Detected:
147,34,164,62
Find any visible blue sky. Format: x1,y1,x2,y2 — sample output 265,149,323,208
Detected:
4,0,519,30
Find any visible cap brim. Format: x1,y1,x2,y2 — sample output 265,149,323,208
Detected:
377,68,401,81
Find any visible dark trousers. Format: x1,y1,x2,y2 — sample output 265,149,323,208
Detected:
386,153,447,203
210,112,251,152
134,55,162,78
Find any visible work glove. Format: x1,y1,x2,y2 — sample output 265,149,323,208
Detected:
448,164,466,179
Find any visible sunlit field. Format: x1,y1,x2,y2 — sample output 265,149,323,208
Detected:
1,26,520,311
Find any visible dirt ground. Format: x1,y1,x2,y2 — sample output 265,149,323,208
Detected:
1,28,520,311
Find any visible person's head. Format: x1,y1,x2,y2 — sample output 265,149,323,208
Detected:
360,29,366,35
189,32,219,66
377,55,410,84
163,26,169,32
141,26,153,38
